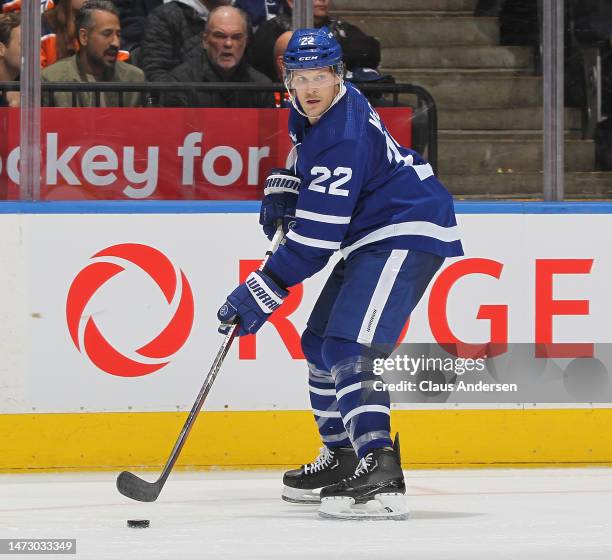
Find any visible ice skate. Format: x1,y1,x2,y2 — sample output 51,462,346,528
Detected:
281,446,359,504
318,434,408,520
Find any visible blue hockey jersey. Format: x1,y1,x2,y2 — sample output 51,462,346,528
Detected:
265,83,463,288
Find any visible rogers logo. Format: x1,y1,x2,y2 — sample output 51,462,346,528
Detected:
66,243,194,377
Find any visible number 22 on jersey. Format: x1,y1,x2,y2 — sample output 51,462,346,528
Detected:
308,166,353,197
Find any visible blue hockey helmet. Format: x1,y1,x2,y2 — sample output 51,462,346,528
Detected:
283,27,346,120
283,27,343,72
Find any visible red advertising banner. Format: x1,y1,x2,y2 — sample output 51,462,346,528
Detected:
0,107,412,200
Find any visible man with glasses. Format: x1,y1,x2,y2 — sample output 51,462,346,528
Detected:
165,5,274,108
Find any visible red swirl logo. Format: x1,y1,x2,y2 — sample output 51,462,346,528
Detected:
66,244,194,377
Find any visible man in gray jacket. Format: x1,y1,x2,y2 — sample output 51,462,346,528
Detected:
164,5,274,108
42,0,144,107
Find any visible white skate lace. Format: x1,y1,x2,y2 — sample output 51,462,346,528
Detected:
348,453,374,480
303,446,334,474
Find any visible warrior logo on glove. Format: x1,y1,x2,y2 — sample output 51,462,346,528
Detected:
259,168,301,240
246,275,283,312
217,271,288,336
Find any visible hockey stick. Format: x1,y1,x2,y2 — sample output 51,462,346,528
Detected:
116,225,285,502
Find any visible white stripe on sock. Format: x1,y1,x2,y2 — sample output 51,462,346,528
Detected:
313,409,342,418
343,404,390,425
309,385,337,396
335,382,362,401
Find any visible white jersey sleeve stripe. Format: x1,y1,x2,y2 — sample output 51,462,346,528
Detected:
287,230,342,250
295,209,352,224
341,221,461,259
411,163,434,181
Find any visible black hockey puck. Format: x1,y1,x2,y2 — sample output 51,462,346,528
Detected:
127,519,150,528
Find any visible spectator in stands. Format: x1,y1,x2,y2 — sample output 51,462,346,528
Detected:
603,44,611,120
570,0,612,110
272,29,291,107
115,0,162,55
0,12,20,107
250,0,380,81
41,0,84,68
273,28,290,81
165,5,274,108
595,117,612,170
235,0,286,31
41,0,130,68
42,0,144,107
2,0,54,14
571,0,612,169
139,0,233,82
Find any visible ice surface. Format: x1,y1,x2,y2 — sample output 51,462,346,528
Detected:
0,468,611,560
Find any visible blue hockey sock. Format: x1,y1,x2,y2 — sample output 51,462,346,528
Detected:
302,328,350,447
308,363,351,448
332,356,393,458
323,338,393,458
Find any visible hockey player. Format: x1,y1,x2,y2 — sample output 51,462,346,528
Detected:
218,28,463,520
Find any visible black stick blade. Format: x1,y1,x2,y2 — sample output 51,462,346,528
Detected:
116,471,161,502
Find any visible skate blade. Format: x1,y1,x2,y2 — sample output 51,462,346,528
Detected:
281,485,321,504
318,493,409,520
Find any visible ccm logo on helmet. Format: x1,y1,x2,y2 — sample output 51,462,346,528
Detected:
299,56,318,61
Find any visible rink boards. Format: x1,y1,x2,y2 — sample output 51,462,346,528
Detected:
0,201,611,471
